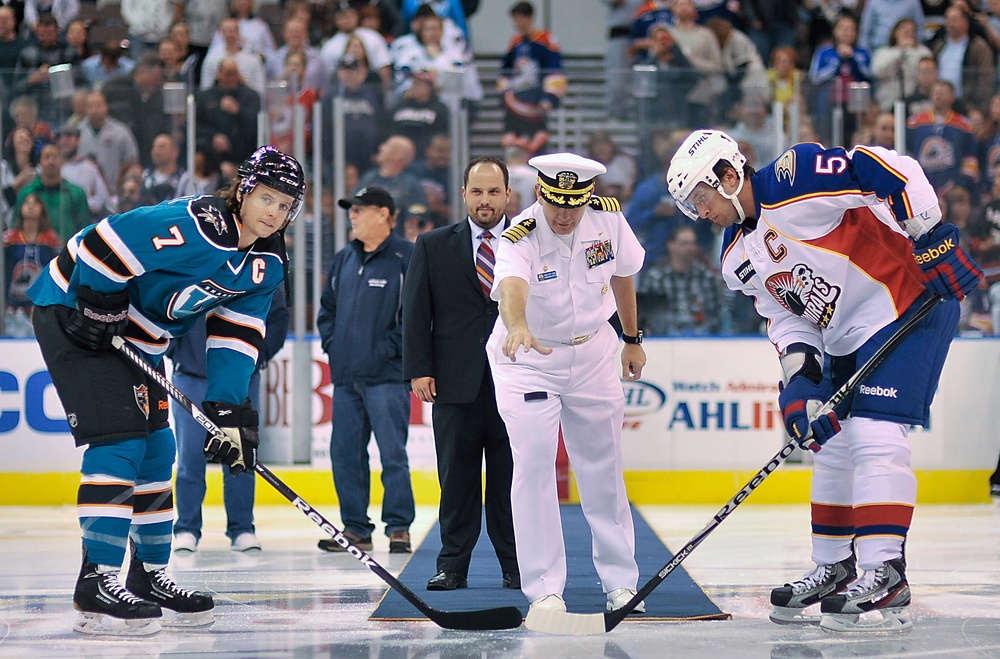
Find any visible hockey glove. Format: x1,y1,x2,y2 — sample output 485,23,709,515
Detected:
202,400,259,476
65,285,130,351
778,343,841,449
913,223,984,301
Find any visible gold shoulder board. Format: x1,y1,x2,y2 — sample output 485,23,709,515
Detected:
501,217,537,242
589,196,622,213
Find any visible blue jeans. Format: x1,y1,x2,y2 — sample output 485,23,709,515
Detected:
330,381,414,538
173,370,258,541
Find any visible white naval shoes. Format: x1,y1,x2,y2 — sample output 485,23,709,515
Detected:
528,594,566,614
607,588,645,613
172,532,198,553
230,532,262,552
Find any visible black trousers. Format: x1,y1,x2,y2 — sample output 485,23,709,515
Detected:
432,369,517,577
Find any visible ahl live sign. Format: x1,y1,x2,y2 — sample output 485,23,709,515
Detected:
622,377,781,432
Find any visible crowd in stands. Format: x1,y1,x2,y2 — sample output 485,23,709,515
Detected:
2,0,999,339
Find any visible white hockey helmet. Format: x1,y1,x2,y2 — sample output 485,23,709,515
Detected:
666,130,747,221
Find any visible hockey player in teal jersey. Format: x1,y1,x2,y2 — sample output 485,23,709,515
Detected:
27,146,306,637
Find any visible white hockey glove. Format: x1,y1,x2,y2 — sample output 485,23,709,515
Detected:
202,400,259,476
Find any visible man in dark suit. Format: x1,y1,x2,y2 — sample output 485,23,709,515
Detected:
402,156,519,591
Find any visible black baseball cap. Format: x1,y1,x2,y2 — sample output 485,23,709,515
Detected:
338,186,395,214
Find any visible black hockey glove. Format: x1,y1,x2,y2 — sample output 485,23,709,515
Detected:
65,285,130,351
202,400,259,476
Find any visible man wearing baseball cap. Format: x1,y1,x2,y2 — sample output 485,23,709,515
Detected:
317,185,416,554
486,152,648,617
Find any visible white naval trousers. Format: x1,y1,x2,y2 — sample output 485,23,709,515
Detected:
487,323,639,602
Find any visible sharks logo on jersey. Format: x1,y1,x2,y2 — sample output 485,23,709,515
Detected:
197,203,228,236
764,264,841,328
775,149,795,186
168,279,242,319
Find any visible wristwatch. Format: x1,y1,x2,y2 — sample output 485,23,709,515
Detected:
622,330,643,345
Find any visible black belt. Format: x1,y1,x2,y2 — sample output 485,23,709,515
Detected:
609,26,631,39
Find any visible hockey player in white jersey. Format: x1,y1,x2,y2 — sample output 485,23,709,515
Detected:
27,146,306,636
666,131,983,632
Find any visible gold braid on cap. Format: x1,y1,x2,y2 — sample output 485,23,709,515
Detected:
537,176,596,208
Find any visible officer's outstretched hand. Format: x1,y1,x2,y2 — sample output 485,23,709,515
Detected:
503,325,553,361
621,344,646,381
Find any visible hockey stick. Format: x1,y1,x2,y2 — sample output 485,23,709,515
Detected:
110,336,524,631
525,293,943,636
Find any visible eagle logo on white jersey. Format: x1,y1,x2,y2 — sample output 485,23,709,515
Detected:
775,149,795,186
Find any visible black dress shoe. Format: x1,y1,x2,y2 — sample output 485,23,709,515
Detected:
502,573,521,589
427,571,468,591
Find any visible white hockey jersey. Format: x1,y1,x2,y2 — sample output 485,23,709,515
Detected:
720,143,932,356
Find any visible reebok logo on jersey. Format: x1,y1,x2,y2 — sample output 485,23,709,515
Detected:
914,238,956,264
858,384,899,398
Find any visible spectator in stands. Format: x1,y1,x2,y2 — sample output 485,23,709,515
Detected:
81,40,136,87
122,0,181,59
344,34,385,87
2,191,61,336
356,134,429,240
167,21,201,86
0,7,26,102
858,0,924,53
706,16,768,115
13,13,79,125
57,123,110,222
669,0,727,127
324,53,385,173
807,12,872,145
22,0,78,34
970,169,1000,333
637,223,726,336
867,110,899,149
195,57,262,166
640,24,698,132
977,93,1000,188
498,1,566,156
410,133,451,226
391,5,479,106
209,0,277,61
140,133,190,205
178,146,225,197
503,144,536,216
766,45,806,127
103,53,172,169
65,89,89,128
586,130,638,203
929,4,995,116
870,17,932,112
739,0,798,65
801,0,860,65
388,70,450,158
603,0,643,121
266,18,325,91
727,94,779,170
629,0,674,64
907,79,979,195
904,55,938,119
627,126,684,266
4,96,51,161
181,0,228,81
201,17,266,95
401,0,469,43
320,1,393,99
158,37,186,84
14,143,88,243
267,51,319,156
1,126,38,223
65,18,90,61
78,90,141,187
111,173,145,213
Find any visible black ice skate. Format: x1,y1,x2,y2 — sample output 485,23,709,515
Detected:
125,541,215,627
820,558,911,632
73,549,162,636
769,555,856,624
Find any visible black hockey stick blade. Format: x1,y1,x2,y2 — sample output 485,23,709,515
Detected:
111,337,524,631
526,294,942,635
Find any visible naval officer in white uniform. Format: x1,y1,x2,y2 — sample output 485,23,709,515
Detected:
486,152,648,616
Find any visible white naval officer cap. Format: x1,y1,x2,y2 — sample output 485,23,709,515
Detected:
529,153,607,208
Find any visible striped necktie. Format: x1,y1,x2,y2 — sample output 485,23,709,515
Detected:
476,231,495,296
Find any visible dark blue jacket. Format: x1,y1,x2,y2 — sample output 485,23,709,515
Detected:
317,234,412,385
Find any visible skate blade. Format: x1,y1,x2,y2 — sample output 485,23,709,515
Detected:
73,611,162,636
820,608,913,633
769,606,821,625
162,609,215,628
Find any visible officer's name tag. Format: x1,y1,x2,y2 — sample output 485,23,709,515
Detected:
585,240,615,269
368,278,388,288
537,270,558,281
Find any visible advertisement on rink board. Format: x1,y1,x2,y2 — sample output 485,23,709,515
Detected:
1,337,998,474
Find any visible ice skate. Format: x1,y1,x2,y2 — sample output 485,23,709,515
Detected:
126,542,215,627
606,588,645,614
769,555,856,624
73,553,162,637
820,558,911,632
